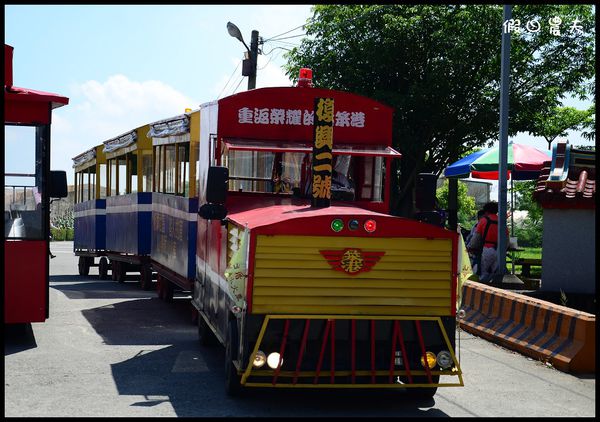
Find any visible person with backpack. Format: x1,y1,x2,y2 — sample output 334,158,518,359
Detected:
467,201,509,284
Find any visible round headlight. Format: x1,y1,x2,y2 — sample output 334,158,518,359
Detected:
420,351,437,369
437,350,453,369
253,350,266,368
267,352,283,369
348,219,359,230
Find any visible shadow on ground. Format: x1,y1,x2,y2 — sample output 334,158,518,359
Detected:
72,282,448,417
51,278,174,301
4,323,38,355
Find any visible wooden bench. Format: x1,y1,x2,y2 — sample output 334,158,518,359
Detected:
514,258,542,277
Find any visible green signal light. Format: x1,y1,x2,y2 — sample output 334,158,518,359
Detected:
331,218,344,232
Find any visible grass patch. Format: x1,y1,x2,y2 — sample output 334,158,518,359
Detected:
509,247,542,278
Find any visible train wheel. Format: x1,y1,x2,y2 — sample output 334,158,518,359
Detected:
156,275,165,299
224,319,243,396
78,256,90,276
197,314,218,347
98,257,109,280
110,261,117,281
113,261,125,283
139,265,153,291
163,281,174,303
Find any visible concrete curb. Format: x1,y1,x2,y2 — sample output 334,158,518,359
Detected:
459,281,595,374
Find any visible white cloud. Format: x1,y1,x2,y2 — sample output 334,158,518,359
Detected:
51,63,301,183
51,75,198,183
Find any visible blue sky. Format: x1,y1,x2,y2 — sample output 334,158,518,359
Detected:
5,5,594,185
5,5,315,184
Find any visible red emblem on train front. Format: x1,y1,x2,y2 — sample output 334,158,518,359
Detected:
320,248,385,275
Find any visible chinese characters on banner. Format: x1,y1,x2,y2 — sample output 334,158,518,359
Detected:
237,106,365,128
311,97,334,208
503,17,584,35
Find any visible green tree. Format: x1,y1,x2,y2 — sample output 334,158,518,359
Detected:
528,106,595,150
436,180,477,229
579,104,596,142
284,4,595,216
512,180,543,247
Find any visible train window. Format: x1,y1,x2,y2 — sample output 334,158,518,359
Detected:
75,167,95,202
128,153,137,194
165,145,176,194
355,156,384,202
142,152,153,193
4,125,43,240
99,163,107,199
225,150,275,193
153,143,190,196
109,158,117,196
178,144,189,196
221,144,385,202
276,152,304,193
118,157,127,195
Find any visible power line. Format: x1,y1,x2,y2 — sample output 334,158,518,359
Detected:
262,45,293,55
258,48,285,70
217,60,242,99
269,39,300,47
262,21,311,43
267,33,306,42
231,75,245,95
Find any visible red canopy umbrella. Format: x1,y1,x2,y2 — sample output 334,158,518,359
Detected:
444,142,551,180
444,142,551,275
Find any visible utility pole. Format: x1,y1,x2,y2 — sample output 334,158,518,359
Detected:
227,22,260,90
248,30,259,90
496,4,511,283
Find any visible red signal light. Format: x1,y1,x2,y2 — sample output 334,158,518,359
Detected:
298,68,313,87
364,219,377,233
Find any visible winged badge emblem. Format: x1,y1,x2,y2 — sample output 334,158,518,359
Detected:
320,248,385,275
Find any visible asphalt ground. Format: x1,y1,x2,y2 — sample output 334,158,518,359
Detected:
4,241,596,417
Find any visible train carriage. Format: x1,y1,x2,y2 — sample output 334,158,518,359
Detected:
73,144,108,277
102,125,154,288
148,110,200,300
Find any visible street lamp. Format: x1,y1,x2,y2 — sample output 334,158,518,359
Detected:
226,21,259,90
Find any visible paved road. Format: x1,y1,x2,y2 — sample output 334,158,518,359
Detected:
4,241,596,417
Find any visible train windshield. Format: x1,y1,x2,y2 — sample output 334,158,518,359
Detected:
221,141,400,202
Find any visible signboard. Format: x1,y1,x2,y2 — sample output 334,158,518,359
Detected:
216,87,393,145
311,97,334,208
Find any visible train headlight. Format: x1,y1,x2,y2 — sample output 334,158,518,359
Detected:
420,351,437,369
348,219,359,230
252,351,267,368
267,352,283,369
437,350,453,369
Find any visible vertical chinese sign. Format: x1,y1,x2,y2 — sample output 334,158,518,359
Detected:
311,97,334,208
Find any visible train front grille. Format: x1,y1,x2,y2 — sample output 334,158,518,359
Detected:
252,235,454,316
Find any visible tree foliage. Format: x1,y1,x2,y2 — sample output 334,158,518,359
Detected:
284,4,595,216
512,180,543,247
436,179,477,229
528,105,595,150
579,104,596,142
